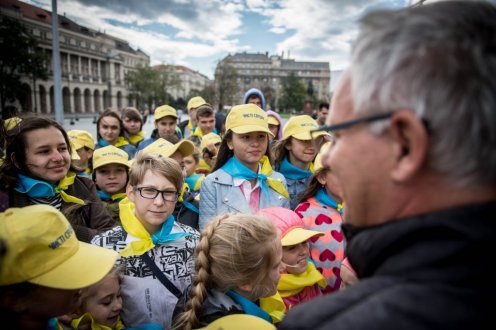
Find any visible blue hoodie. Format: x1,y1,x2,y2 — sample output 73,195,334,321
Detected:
243,88,266,110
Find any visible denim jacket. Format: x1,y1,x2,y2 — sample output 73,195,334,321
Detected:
199,168,290,231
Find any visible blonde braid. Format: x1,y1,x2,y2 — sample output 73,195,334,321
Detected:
173,215,225,330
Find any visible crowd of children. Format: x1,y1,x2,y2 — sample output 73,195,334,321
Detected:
0,96,353,330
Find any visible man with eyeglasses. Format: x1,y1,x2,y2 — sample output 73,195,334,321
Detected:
280,1,496,329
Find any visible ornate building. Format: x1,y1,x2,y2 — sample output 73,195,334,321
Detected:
0,0,149,114
153,64,212,101
215,52,330,110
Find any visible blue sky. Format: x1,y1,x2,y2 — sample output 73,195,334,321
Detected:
28,0,410,79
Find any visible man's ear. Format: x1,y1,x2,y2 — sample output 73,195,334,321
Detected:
389,111,429,182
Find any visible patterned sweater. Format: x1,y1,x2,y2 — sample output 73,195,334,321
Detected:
294,197,345,293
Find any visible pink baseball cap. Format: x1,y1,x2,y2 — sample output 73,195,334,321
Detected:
258,207,324,246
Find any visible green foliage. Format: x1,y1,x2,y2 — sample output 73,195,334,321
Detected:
214,60,239,111
125,65,180,110
277,72,308,112
0,15,48,115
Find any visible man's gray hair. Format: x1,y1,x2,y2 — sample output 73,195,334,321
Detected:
350,0,496,188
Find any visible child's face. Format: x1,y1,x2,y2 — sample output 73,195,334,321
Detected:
155,116,177,140
127,170,177,234
99,116,120,145
227,132,268,172
81,275,122,328
282,241,310,275
72,147,93,171
286,137,320,166
95,164,128,195
268,124,279,140
183,155,197,177
123,117,141,135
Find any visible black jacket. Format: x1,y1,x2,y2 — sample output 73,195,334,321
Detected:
279,201,496,330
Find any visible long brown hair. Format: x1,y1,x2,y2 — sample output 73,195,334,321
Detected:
271,137,291,171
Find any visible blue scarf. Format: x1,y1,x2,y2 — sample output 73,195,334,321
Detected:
185,173,203,192
226,290,272,323
152,214,188,245
16,174,57,198
97,190,126,202
279,156,312,181
315,187,343,214
98,137,110,147
221,156,269,200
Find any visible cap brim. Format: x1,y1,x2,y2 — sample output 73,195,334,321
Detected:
267,117,280,126
292,130,328,140
176,140,195,157
231,125,275,138
155,113,177,120
28,242,118,289
281,228,324,246
94,159,130,170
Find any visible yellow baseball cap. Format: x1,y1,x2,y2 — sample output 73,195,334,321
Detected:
143,138,195,158
187,96,207,112
283,115,328,140
68,130,95,150
154,105,177,121
225,104,273,137
0,205,118,289
259,207,324,246
198,314,276,330
200,132,222,151
93,145,130,170
267,115,280,126
314,141,332,172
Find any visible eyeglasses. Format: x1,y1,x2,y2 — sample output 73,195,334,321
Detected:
312,112,395,138
312,111,431,139
134,187,179,202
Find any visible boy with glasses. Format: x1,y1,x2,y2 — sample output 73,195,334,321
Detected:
91,152,199,329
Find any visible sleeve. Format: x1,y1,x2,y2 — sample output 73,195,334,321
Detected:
199,175,217,232
73,177,116,243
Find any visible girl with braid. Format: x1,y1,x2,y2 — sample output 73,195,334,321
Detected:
173,213,284,329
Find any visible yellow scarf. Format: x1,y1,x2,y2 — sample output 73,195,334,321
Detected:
260,262,326,322
118,197,155,257
260,156,289,199
178,183,188,203
187,120,194,132
192,126,204,138
114,136,130,148
128,131,146,145
71,312,124,330
57,172,85,205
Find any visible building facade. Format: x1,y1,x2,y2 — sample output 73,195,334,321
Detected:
153,64,212,101
215,52,331,110
0,0,149,115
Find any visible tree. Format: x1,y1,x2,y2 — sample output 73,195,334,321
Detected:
0,15,48,117
277,72,308,113
125,65,180,110
214,60,239,111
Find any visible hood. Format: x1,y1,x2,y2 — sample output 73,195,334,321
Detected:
243,88,266,110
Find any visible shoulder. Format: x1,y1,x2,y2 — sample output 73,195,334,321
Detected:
269,170,286,182
91,226,125,247
175,221,200,240
203,169,232,185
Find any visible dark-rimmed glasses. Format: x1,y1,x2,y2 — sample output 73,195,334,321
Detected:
134,187,179,202
311,112,395,139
